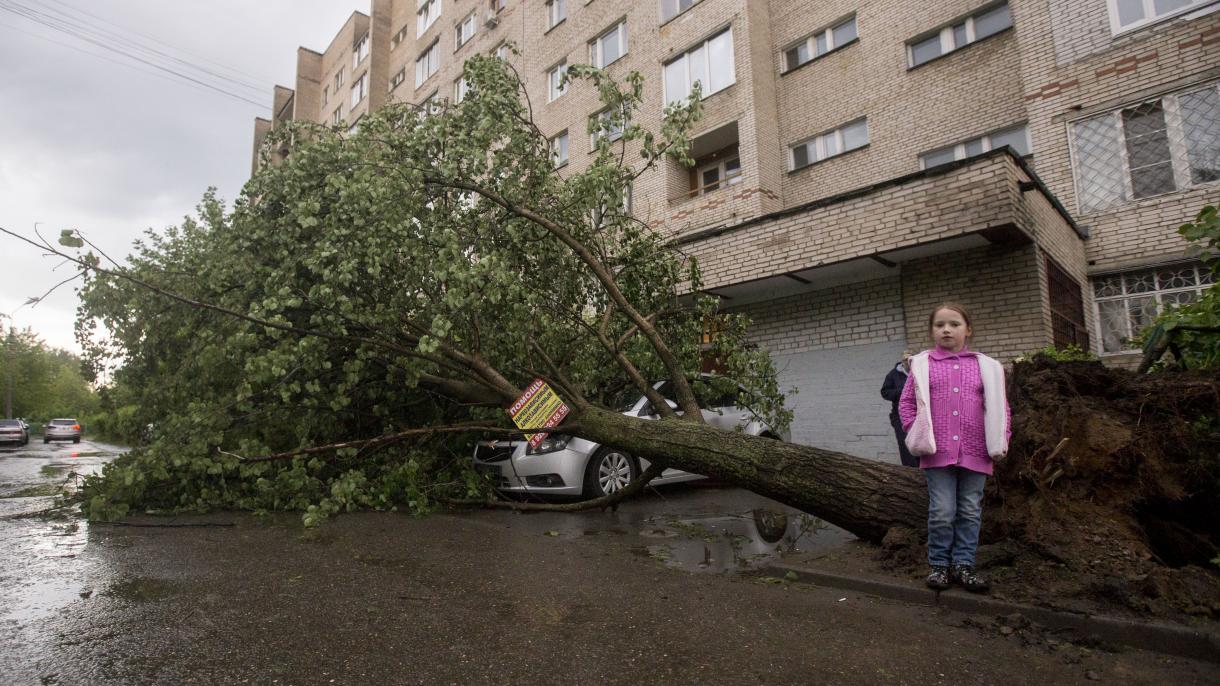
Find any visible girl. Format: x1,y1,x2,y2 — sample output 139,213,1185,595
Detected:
899,303,1009,593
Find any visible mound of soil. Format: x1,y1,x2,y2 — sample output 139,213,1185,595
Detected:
884,358,1220,622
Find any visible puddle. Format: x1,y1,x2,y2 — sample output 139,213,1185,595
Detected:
103,577,180,603
0,441,124,632
629,509,851,574
2,484,65,498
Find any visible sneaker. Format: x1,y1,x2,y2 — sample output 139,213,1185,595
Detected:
951,565,990,593
926,566,950,590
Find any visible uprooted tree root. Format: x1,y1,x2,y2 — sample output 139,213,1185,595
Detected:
883,358,1220,621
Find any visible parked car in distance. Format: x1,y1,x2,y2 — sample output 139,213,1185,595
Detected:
0,419,29,446
44,418,82,444
473,377,785,500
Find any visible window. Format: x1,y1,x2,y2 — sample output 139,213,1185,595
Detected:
687,146,741,197
592,184,632,227
391,68,407,91
546,0,566,30
789,118,868,170
920,124,1030,168
331,106,343,126
591,108,625,143
348,116,363,136
351,72,369,108
454,76,470,102
661,0,701,23
391,25,409,50
1092,262,1212,352
495,42,511,59
1108,0,1219,33
416,41,441,87
590,21,627,68
334,68,345,90
1046,257,1090,351
783,15,857,72
354,33,370,68
547,61,568,102
491,0,507,11
663,28,734,107
418,0,442,36
1070,83,1219,214
550,130,569,167
455,13,476,48
908,2,1012,68
323,85,329,104
419,90,440,116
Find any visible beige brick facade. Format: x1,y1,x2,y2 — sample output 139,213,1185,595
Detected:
251,0,1219,456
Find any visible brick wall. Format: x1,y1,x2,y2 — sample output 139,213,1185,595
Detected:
685,154,1027,291
1018,2,1220,273
731,277,908,460
901,243,1047,360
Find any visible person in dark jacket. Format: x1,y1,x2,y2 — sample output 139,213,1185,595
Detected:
880,352,918,467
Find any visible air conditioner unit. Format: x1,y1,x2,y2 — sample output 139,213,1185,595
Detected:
484,10,499,28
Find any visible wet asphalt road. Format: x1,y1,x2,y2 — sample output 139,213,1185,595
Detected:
1,442,1217,685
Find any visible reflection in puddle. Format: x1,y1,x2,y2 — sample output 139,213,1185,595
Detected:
629,509,851,574
0,443,123,631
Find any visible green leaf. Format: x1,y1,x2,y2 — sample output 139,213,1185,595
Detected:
58,230,84,248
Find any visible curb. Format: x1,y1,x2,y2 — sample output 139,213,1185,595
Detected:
765,563,1220,664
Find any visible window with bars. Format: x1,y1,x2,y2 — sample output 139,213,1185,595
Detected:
907,2,1012,68
920,123,1030,169
1092,262,1213,352
1070,83,1220,214
1046,257,1090,351
783,15,858,73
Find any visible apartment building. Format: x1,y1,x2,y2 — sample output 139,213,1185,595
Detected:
253,0,1220,462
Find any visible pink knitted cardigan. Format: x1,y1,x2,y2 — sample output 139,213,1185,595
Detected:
899,346,1010,475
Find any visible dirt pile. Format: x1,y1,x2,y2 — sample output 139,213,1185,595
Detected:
888,358,1220,621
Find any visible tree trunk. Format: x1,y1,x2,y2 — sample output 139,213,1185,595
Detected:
574,407,927,543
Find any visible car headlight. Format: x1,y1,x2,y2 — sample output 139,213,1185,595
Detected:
526,434,571,455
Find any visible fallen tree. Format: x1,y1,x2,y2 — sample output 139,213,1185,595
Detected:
6,54,1216,594
0,55,934,540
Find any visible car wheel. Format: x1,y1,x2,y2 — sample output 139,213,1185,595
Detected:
583,448,638,499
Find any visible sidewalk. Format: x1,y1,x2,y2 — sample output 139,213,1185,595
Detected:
7,507,1217,685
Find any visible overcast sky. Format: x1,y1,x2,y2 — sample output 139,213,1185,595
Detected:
0,0,367,352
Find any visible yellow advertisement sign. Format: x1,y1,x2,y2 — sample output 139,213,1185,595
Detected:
508,378,570,448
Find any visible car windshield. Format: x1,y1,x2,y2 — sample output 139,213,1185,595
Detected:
51,419,77,425
0,420,20,427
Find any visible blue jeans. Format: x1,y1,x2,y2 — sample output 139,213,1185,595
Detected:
924,467,987,567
